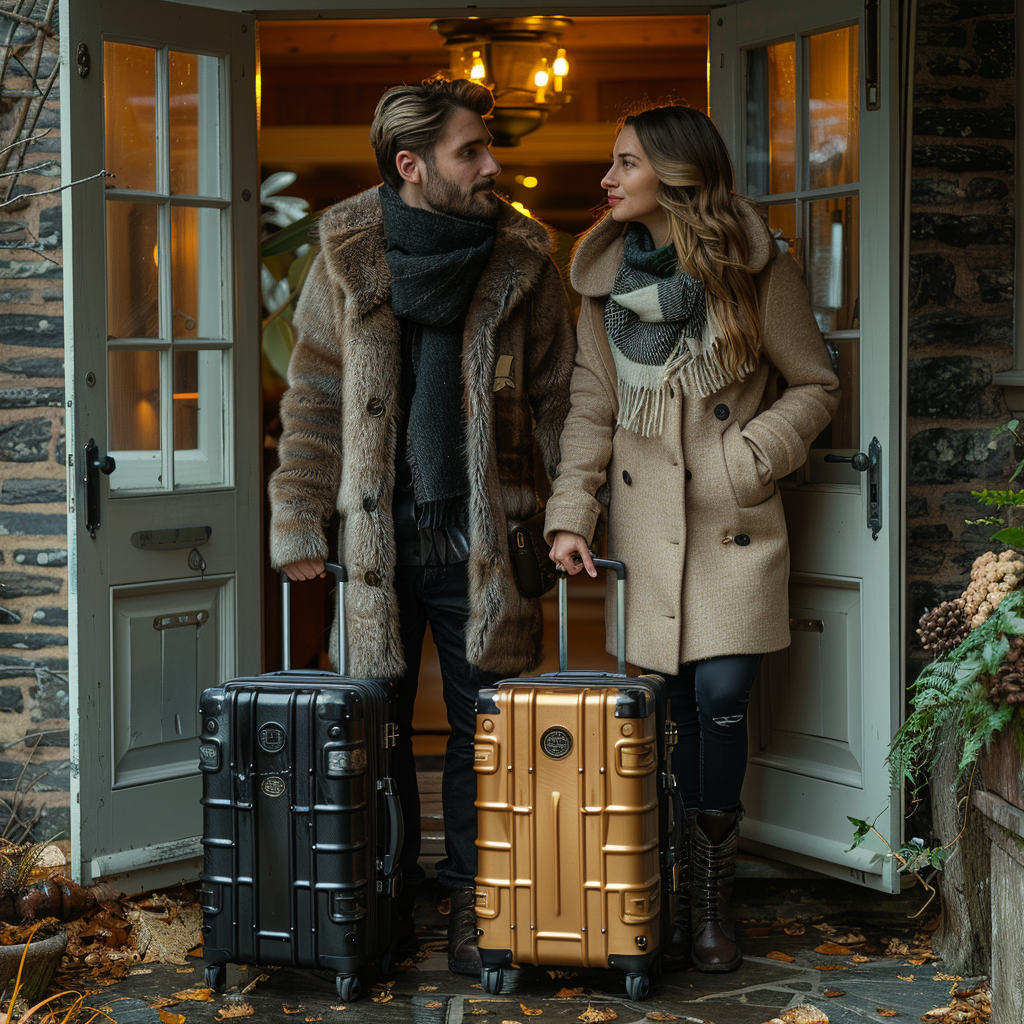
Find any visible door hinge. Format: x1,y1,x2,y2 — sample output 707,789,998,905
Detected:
77,42,91,79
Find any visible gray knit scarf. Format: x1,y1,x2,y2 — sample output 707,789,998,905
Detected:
379,183,495,528
605,224,754,436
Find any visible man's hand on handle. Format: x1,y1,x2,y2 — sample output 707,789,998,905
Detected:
282,559,326,582
549,531,597,578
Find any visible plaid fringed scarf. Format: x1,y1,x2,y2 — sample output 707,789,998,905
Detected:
604,224,756,437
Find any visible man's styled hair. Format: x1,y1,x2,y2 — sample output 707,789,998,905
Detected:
370,75,494,190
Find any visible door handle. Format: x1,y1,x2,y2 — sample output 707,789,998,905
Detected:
825,438,882,541
84,437,116,538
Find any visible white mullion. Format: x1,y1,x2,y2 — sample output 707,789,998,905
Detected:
156,44,173,491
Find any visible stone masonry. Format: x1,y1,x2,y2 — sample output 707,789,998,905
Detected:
0,12,69,843
907,0,1016,679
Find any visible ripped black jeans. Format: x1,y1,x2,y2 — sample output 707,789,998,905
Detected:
649,654,762,813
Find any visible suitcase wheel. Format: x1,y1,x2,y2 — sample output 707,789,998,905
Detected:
204,964,226,993
480,967,504,994
336,973,361,1002
625,972,651,1002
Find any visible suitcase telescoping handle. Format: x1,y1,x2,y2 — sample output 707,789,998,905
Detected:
280,562,349,674
558,557,626,675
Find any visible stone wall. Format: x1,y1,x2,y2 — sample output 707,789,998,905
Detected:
907,0,1016,676
0,13,69,842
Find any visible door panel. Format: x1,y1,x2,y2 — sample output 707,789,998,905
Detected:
61,0,259,890
711,0,900,891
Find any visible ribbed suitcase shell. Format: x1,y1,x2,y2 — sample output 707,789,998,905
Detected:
199,565,400,1002
474,562,680,1001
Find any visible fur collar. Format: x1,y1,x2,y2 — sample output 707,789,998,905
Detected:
570,197,774,298
315,186,557,315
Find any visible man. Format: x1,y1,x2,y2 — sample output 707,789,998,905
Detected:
268,76,576,975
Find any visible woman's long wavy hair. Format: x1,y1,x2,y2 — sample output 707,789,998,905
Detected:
622,104,763,374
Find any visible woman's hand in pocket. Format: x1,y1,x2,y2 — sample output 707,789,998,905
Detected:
549,531,597,577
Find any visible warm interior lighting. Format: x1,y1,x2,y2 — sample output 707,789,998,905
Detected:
470,50,486,80
173,392,199,400
510,200,532,218
522,176,538,188
552,50,569,77
533,69,549,88
152,244,159,266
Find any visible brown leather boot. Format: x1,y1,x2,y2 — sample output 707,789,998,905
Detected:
667,808,698,962
447,886,481,976
691,809,741,972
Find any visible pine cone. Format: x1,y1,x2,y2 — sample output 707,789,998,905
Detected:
984,635,1024,706
917,598,969,656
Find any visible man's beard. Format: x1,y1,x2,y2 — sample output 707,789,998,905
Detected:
422,163,499,220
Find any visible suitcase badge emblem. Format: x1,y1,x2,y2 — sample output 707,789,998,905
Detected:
540,726,573,759
258,723,286,753
261,776,286,797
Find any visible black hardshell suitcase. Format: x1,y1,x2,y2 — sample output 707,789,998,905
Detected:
475,559,683,1001
199,563,402,1003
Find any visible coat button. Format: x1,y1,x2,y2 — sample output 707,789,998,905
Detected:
622,470,632,485
362,494,378,512
684,468,692,482
366,398,385,417
714,403,730,421
363,570,382,586
734,533,750,546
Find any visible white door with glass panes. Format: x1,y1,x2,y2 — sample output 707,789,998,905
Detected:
61,0,260,890
710,0,901,891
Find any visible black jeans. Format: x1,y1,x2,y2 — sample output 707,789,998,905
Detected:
652,653,762,813
391,561,502,893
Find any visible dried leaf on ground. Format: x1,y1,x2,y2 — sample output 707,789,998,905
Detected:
823,991,845,998
646,1014,681,1021
832,934,866,946
149,997,180,1009
127,904,203,965
425,1003,442,1009
305,1017,323,1021
813,922,836,933
780,1006,829,1024
419,985,439,991
898,975,914,982
877,1011,899,1017
240,972,270,995
372,991,394,1004
547,969,578,980
785,924,806,935
330,1006,348,1011
175,966,195,973
171,987,214,1001
158,1012,186,1024
851,955,873,963
282,1005,305,1014
521,1005,543,1016
765,950,796,962
556,988,585,998
578,1007,617,1023
885,940,910,956
468,1010,489,1016
815,964,847,971
932,974,961,982
814,942,851,955
188,944,204,956
216,1005,255,1020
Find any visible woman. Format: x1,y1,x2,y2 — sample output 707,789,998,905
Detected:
544,104,840,972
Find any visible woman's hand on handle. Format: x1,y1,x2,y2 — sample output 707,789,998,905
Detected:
549,532,597,578
282,559,325,581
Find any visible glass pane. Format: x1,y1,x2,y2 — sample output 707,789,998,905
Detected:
806,195,859,333
172,206,223,340
746,41,795,197
109,350,160,451
106,202,160,339
169,51,222,196
808,27,860,189
766,203,799,269
174,350,225,487
104,42,157,192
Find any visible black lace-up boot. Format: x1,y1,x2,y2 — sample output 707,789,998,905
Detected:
447,886,481,976
690,809,741,972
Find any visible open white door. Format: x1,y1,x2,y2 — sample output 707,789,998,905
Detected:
61,0,260,890
710,0,901,890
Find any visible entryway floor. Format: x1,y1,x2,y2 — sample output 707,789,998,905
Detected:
81,876,980,1024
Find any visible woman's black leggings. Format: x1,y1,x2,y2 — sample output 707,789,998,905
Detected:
649,653,763,813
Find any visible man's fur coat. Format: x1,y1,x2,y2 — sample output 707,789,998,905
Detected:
269,187,576,679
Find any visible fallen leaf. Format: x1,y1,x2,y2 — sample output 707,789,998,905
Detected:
932,974,962,982
330,1006,348,1011
171,988,215,1002
556,988,585,998
188,944,204,957
765,950,796,962
877,1011,899,1018
898,975,914,982
814,942,851,955
425,1003,442,1009
240,972,270,995
127,905,203,965
646,1015,680,1021
175,967,195,973
471,984,483,990
131,968,154,976
372,992,394,1004
851,955,873,963
522,1005,543,1016
149,997,180,1009
780,1007,830,1024
305,1018,323,1022
282,1006,305,1014
159,1013,186,1024
468,1011,489,1016
815,964,847,971
578,1008,617,1023
547,969,578,980
215,1006,255,1020
905,958,928,966
832,933,866,945
784,924,806,935
419,985,439,991
823,990,845,998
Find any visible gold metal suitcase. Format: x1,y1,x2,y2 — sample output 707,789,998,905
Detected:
474,559,682,1001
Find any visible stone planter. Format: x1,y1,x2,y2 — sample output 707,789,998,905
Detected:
973,727,1024,1024
0,928,67,1005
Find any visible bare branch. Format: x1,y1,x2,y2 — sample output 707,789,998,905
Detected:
0,169,109,208
0,128,50,159
0,243,61,266
0,159,57,177
0,9,53,35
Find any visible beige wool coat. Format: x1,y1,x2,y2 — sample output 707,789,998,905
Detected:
269,187,575,680
544,203,841,674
